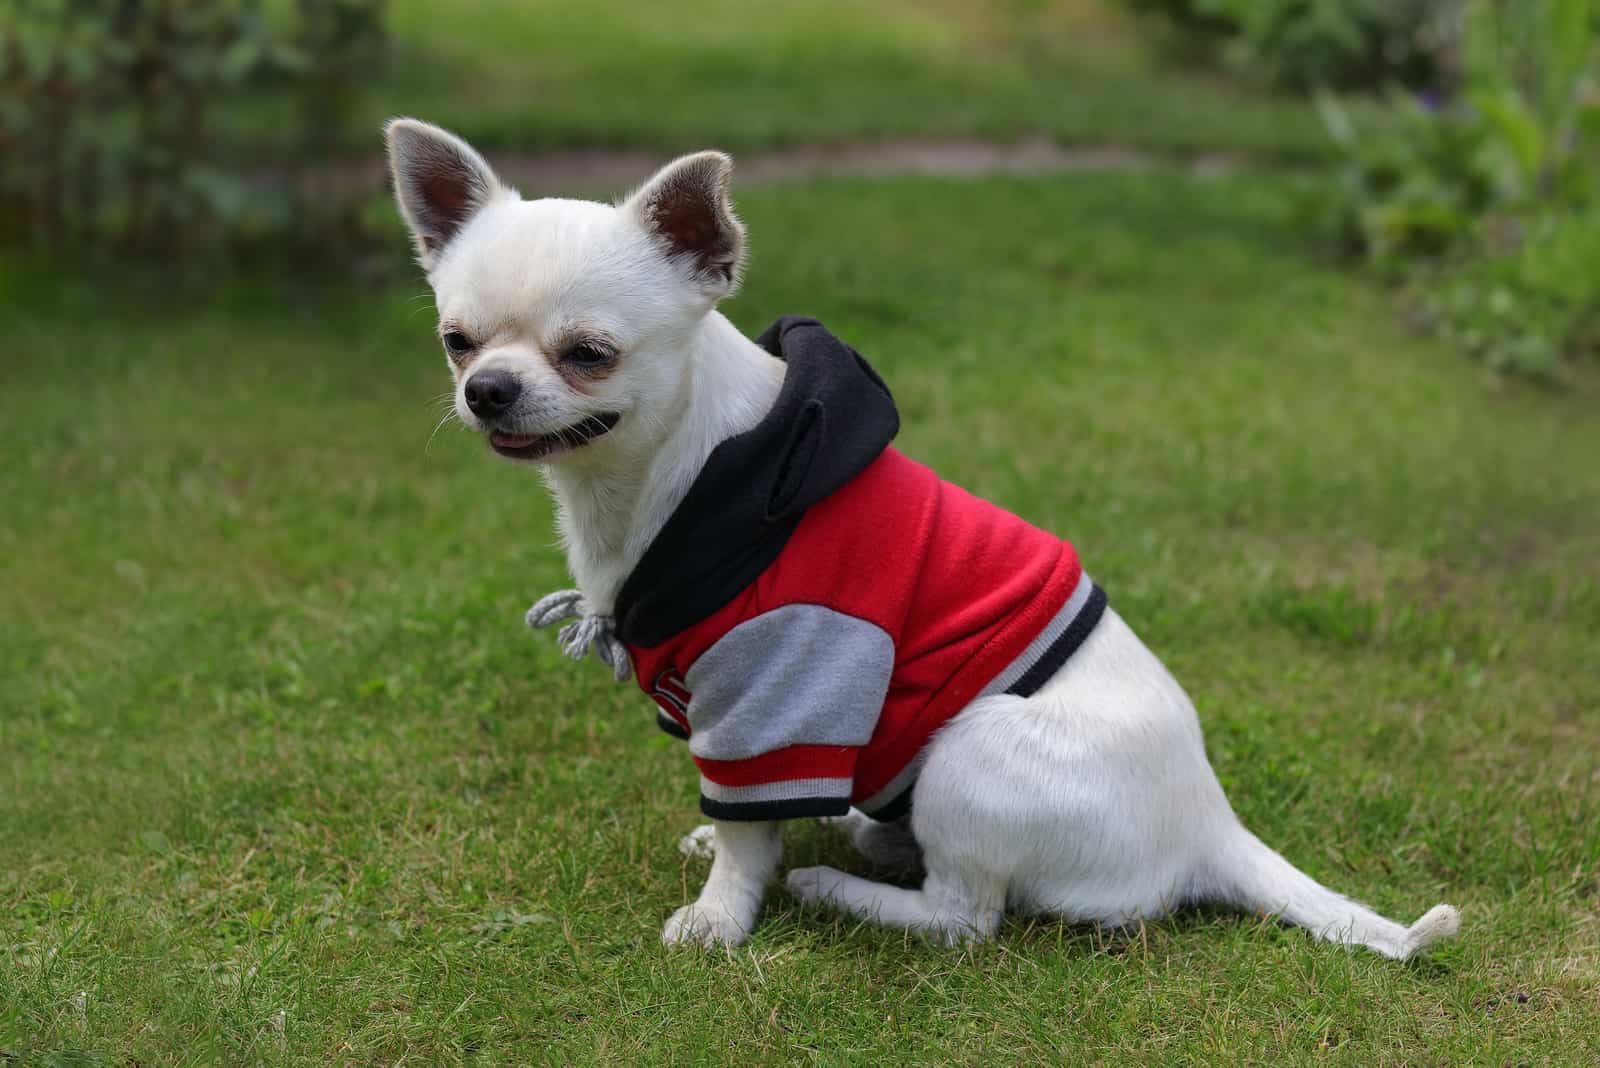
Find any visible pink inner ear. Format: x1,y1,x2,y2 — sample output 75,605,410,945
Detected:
654,196,717,256
422,172,470,219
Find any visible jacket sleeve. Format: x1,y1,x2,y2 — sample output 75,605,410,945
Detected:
682,604,895,820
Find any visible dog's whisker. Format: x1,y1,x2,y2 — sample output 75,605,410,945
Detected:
424,409,459,455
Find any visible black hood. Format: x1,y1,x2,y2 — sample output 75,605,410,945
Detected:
613,316,899,648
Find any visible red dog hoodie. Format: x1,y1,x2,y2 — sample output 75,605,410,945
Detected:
603,318,1106,822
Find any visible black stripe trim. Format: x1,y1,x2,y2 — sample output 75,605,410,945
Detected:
656,713,689,740
695,588,1108,823
1005,585,1108,698
700,794,852,821
861,788,913,823
862,585,1110,822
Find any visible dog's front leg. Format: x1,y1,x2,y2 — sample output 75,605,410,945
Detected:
662,819,780,947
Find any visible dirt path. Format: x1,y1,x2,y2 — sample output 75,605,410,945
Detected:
310,137,1248,197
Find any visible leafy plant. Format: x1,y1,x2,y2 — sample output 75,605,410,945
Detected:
1124,0,1461,91
1310,91,1495,262
1435,211,1600,374
1308,0,1600,378
0,0,387,259
1459,0,1598,204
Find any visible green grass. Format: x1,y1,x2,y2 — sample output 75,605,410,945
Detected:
335,0,1360,160
3,170,1598,1063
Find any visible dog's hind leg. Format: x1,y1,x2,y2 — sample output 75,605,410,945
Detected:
786,863,1004,945
821,811,922,867
1198,827,1460,960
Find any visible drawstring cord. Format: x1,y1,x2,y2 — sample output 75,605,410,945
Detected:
525,589,632,683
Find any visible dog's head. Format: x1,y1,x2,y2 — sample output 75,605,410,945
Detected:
385,119,745,465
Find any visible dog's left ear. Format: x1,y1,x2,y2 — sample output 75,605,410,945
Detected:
625,151,745,300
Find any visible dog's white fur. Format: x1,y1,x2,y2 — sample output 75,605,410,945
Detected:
387,119,1460,959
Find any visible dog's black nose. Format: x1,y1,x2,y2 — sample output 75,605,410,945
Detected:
463,370,522,419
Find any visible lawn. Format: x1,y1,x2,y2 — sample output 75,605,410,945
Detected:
333,0,1362,161
2,165,1596,1062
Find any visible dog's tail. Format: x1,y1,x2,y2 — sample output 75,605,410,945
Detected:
1203,826,1459,960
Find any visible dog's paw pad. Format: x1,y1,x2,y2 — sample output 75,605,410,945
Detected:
661,902,749,948
676,824,717,860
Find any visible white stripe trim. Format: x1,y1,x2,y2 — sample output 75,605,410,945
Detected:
979,572,1095,697
699,776,854,805
856,750,929,815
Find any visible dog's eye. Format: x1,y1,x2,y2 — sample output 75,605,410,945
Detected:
565,341,615,368
442,331,475,359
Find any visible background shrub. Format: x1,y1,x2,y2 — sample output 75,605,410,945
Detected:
0,0,387,260
1125,0,1461,91
1306,0,1599,379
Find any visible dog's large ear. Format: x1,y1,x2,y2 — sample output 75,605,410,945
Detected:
385,118,508,268
625,151,745,299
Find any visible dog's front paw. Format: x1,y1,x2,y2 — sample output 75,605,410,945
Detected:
661,902,752,948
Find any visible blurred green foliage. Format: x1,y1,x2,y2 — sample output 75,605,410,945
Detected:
0,0,386,257
1308,0,1600,378
1125,0,1460,90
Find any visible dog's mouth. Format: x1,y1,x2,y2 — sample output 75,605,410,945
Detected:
488,412,622,460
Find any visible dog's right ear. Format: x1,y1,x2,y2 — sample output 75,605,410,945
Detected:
385,118,507,268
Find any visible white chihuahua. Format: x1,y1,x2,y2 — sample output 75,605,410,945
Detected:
385,118,1460,958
